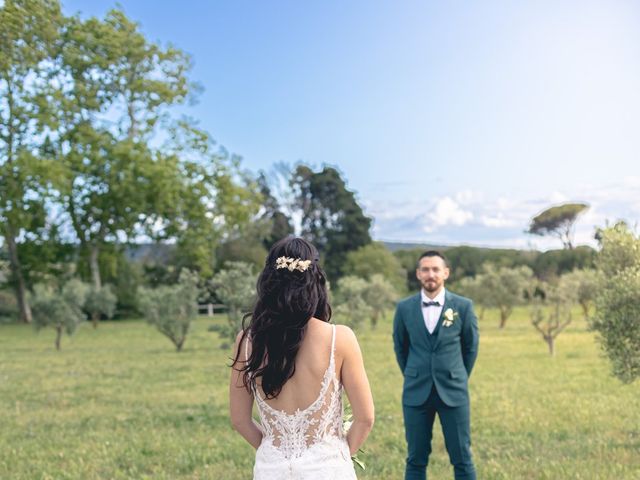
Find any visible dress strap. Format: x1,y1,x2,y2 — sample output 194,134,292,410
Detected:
244,332,250,363
330,324,336,365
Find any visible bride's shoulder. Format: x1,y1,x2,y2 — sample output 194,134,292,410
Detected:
333,324,360,353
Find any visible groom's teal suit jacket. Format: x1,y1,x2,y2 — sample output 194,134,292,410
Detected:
393,290,479,407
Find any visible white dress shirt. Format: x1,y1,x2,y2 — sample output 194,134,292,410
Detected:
421,288,445,334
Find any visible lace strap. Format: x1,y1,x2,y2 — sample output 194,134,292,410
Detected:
330,324,336,366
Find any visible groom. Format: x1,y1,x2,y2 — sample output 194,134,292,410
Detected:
393,251,479,480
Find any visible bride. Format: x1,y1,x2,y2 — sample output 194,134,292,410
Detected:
229,236,375,479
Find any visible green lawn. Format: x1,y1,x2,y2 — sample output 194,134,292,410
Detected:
1,308,639,479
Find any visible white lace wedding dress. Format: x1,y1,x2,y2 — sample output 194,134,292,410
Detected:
250,325,357,479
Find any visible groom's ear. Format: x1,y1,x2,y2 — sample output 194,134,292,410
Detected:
443,267,450,281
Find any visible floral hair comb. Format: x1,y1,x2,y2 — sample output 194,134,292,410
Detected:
275,256,312,272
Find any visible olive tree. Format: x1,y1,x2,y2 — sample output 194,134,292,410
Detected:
333,276,372,331
453,275,486,320
209,261,257,346
592,223,640,383
530,281,574,356
481,264,534,328
362,274,398,329
344,242,406,295
31,279,88,350
84,285,117,328
139,269,199,352
558,269,597,320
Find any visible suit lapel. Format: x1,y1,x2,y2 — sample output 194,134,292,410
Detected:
433,290,453,350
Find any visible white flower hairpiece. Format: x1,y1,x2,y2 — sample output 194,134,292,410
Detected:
275,256,312,272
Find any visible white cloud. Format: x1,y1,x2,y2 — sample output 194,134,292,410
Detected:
369,179,640,250
424,197,473,232
480,214,517,228
454,190,481,205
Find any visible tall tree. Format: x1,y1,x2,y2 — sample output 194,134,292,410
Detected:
257,172,293,248
291,165,371,280
150,140,262,278
527,202,589,249
53,9,194,289
0,0,63,322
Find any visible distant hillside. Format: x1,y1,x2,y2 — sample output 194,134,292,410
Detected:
380,241,529,253
123,241,531,261
381,241,450,252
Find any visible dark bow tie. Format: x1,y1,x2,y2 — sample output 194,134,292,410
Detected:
423,301,441,307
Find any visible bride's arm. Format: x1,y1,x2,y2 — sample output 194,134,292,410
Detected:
339,325,375,455
229,331,263,449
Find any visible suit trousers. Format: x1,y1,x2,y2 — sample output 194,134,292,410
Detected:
403,386,476,480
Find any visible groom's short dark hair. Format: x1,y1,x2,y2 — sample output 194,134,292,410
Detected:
417,250,449,268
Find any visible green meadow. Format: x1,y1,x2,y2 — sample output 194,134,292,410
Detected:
1,308,639,479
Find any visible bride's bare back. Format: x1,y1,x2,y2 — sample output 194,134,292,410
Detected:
254,318,340,413
230,318,374,457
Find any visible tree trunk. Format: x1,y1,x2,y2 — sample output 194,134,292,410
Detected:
92,311,100,329
479,306,486,321
176,338,184,352
547,336,555,356
5,227,32,323
371,310,379,329
499,308,508,329
55,325,62,351
581,302,589,321
89,243,102,289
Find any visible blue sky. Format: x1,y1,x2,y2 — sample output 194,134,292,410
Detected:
63,0,640,250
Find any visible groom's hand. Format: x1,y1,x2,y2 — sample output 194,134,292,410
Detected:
392,306,408,372
461,300,479,376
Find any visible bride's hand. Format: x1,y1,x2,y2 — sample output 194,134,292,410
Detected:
338,326,375,455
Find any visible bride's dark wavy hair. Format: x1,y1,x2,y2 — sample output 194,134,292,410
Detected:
233,236,331,399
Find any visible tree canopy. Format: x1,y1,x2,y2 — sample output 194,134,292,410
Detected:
592,222,640,383
527,203,589,249
290,165,371,280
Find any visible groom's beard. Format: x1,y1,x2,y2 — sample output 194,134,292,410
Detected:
421,279,443,294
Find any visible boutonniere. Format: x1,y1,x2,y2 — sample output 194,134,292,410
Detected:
442,308,459,327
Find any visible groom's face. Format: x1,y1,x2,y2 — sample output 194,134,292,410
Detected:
416,256,450,294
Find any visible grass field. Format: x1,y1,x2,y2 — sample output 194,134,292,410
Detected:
1,307,639,479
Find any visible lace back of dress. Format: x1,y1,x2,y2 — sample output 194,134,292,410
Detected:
249,325,344,460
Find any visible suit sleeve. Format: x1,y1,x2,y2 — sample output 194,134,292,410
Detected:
392,304,408,373
461,299,479,376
